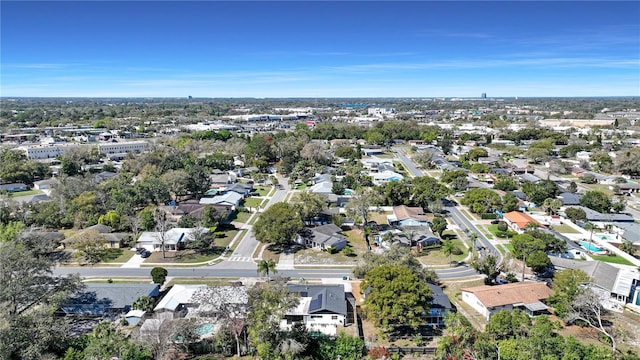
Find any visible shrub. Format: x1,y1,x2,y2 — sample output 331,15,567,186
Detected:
151,267,168,284
481,213,497,219
452,246,463,255
497,221,508,231
368,347,390,360
326,247,338,254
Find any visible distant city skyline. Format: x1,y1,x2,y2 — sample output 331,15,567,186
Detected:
1,1,639,98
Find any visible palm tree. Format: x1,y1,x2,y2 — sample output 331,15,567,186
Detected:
442,241,456,266
583,222,599,254
257,259,277,281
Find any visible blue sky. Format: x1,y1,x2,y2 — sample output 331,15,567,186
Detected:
1,1,639,98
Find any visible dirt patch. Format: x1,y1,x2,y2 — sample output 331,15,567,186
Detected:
294,248,362,265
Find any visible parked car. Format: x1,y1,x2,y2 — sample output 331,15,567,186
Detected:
135,247,145,254
140,250,151,258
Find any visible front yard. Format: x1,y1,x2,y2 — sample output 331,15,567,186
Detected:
143,229,241,264
416,236,469,266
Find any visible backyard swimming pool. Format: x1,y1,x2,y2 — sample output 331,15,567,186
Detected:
197,323,216,336
579,241,605,253
594,234,613,241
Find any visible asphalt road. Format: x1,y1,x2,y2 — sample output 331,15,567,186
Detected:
392,147,424,177
227,175,291,265
53,266,351,279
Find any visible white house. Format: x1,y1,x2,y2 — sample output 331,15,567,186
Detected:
371,170,403,185
136,227,209,252
282,284,348,336
461,282,554,320
199,192,243,209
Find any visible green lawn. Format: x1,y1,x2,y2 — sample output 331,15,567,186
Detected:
244,197,263,209
343,229,367,250
369,212,390,225
101,248,136,263
295,184,308,190
374,153,396,159
417,237,469,265
580,183,614,196
550,223,580,234
487,224,517,238
591,254,635,266
254,186,270,196
231,211,251,224
10,189,43,197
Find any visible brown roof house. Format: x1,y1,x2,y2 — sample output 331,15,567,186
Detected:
461,282,554,320
388,205,430,227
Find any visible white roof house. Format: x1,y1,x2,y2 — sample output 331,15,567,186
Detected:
136,227,208,252
199,192,242,208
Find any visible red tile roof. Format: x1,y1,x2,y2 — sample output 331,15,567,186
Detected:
503,211,545,229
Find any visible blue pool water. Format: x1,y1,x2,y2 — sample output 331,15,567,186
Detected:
197,323,216,336
579,241,604,253
594,234,612,241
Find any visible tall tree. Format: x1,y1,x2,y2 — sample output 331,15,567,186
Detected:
345,188,380,227
292,192,326,224
257,259,277,282
472,253,504,285
246,284,299,359
193,285,249,357
430,217,448,237
362,264,432,331
254,203,304,246
548,269,591,318
566,289,618,353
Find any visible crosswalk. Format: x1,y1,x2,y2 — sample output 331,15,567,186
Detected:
227,256,253,262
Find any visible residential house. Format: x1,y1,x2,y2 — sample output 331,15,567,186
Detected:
60,283,159,317
564,206,634,224
426,283,454,327
388,205,430,227
477,156,500,165
518,173,541,184
557,192,582,206
282,284,349,336
0,183,29,193
153,284,248,320
199,191,243,210
92,171,118,184
461,282,554,320
136,227,209,252
502,211,546,233
161,200,229,223
33,178,59,191
297,224,348,251
614,183,640,194
612,222,640,245
209,172,233,188
64,224,130,249
550,257,640,311
224,182,253,197
371,170,403,185
309,181,333,195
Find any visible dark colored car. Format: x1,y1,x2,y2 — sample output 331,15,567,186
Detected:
135,247,145,254
140,250,151,258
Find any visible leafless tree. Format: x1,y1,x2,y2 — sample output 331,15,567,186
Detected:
192,285,249,357
154,208,170,258
566,288,617,352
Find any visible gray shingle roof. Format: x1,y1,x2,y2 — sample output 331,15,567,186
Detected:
63,283,159,313
567,206,634,222
288,284,347,315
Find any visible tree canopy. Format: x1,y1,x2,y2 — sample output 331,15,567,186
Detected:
254,202,304,246
362,264,432,331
